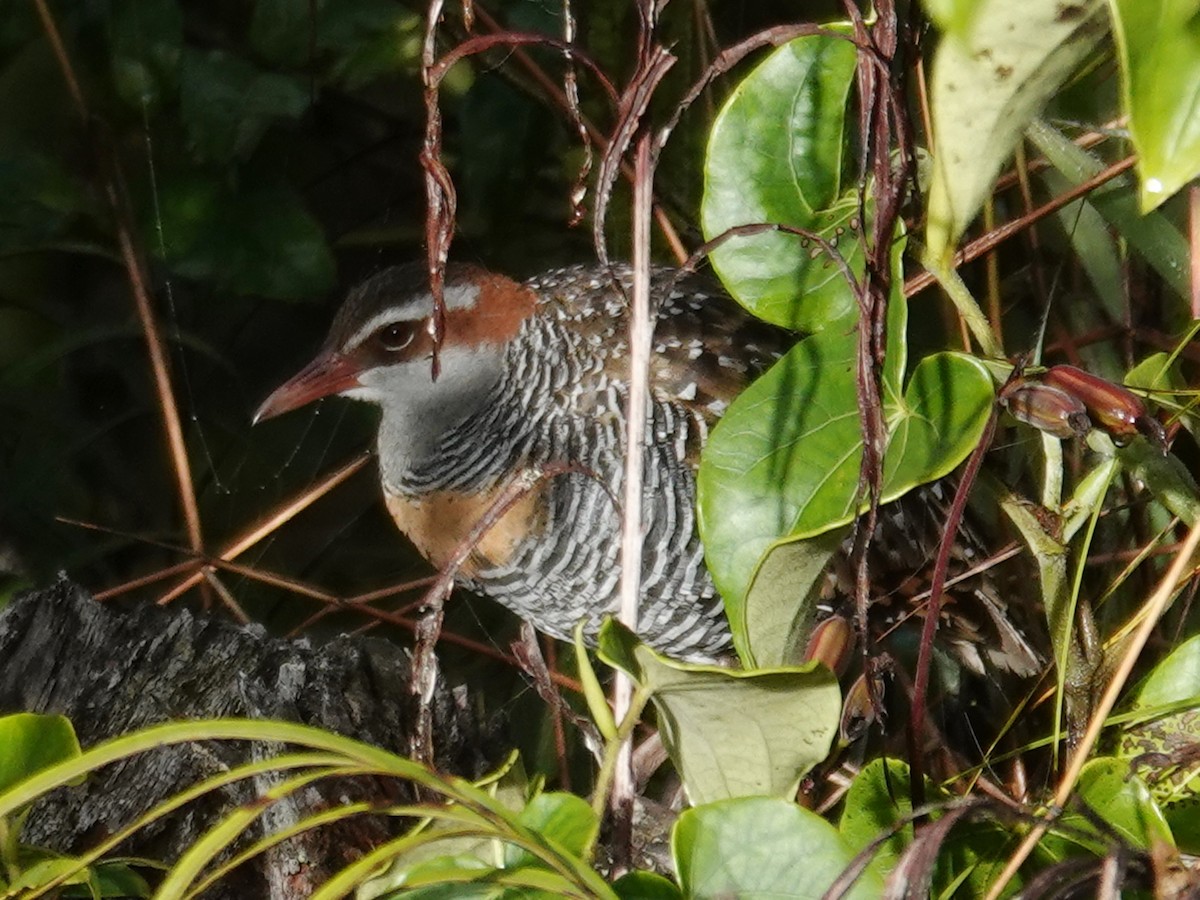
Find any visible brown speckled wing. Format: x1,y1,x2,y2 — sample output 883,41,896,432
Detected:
646,270,791,426
526,265,791,430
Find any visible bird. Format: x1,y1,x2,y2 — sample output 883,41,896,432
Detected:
254,261,1041,677
255,262,789,662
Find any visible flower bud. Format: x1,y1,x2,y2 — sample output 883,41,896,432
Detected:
1041,365,1146,444
999,380,1091,439
803,614,855,676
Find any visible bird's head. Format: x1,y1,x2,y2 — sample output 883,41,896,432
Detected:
254,263,538,426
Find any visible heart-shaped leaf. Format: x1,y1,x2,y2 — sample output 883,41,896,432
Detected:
701,31,860,332
698,311,994,661
597,621,840,807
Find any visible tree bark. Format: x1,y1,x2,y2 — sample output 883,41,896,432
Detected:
0,577,500,898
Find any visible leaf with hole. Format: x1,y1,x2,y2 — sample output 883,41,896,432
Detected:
697,289,994,662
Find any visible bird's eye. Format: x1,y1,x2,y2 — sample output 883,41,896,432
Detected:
376,322,414,352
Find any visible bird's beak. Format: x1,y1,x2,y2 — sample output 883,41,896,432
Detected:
253,351,362,424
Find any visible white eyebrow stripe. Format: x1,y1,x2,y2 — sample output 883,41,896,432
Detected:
344,283,481,350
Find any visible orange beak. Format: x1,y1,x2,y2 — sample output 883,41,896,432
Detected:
253,351,362,423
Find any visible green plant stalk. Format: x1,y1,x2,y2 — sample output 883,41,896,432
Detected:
0,719,582,894
575,625,618,741
0,816,15,886
186,789,611,898
189,800,378,898
987,495,1200,897
1063,455,1120,543
315,823,616,900
586,684,652,854
162,765,376,899
0,716,612,900
1157,321,1200,375
1053,466,1113,765
317,824,518,898
1041,431,1064,509
9,752,351,900
398,865,590,894
1094,517,1178,611
0,720,494,819
921,252,1003,358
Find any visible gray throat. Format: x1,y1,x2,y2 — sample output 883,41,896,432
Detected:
376,376,532,497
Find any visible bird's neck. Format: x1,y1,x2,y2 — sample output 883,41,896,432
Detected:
377,362,533,497
379,315,607,497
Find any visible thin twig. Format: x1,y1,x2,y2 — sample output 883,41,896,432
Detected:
908,400,1001,809
421,0,454,377
592,47,675,266
152,452,371,605
905,155,1138,298
34,0,205,569
469,4,686,262
608,129,656,878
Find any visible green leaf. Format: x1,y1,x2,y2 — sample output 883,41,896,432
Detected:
1060,758,1173,852
698,318,993,660
882,352,994,489
106,0,182,109
1041,167,1125,322
0,713,82,795
925,0,1108,260
574,622,617,740
612,870,682,900
839,758,1033,895
923,0,982,32
250,0,328,66
1129,634,1200,713
741,528,846,668
999,493,1073,673
673,797,883,899
1110,0,1200,211
503,793,597,869
179,49,309,162
597,621,840,806
1119,439,1200,527
1027,120,1190,298
152,175,335,299
1127,350,1190,396
250,0,422,87
701,31,860,332
9,856,94,894
839,758,916,878
0,149,92,250
87,861,153,898
1120,633,1200,852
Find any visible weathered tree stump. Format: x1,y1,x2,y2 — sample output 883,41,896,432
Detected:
0,577,500,898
